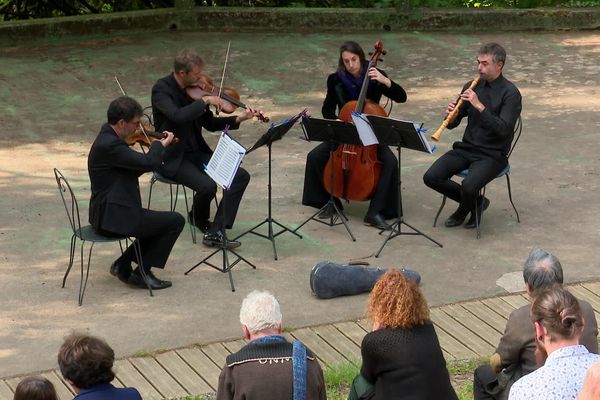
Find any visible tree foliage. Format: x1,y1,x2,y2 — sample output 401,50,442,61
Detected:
1,0,599,21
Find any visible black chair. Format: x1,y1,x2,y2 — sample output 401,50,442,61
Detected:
54,168,152,305
147,172,197,243
433,116,522,239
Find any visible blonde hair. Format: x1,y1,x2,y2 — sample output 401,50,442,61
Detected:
368,269,430,329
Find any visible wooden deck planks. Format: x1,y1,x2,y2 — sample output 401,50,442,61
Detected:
441,304,502,347
222,339,247,354
432,321,479,360
313,324,361,364
462,301,508,334
129,356,187,399
114,359,163,400
41,371,74,400
291,328,345,367
501,294,529,309
333,321,368,347
201,343,231,369
431,309,495,356
0,380,13,399
176,347,222,391
568,285,600,324
155,351,212,395
481,297,516,319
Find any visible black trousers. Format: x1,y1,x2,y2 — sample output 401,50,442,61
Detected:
302,142,399,218
103,209,184,272
423,148,506,217
173,151,250,232
473,364,509,400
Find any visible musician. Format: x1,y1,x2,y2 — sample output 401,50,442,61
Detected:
152,49,262,248
88,96,184,290
302,41,407,230
423,43,522,229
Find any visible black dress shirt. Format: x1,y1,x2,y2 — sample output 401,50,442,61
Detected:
449,74,522,160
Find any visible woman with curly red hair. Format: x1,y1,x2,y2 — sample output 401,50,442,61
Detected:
349,269,457,400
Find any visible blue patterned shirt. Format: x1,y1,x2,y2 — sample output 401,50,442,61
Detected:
508,345,600,400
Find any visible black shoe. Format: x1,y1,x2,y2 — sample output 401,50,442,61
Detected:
127,270,172,290
465,197,490,229
188,211,211,233
202,231,241,249
364,213,391,230
110,261,132,283
445,211,467,227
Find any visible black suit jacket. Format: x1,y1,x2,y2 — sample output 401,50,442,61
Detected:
88,123,165,234
151,74,239,177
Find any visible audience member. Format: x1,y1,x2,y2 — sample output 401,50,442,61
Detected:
577,360,600,400
508,287,600,399
216,290,326,400
13,376,57,400
474,248,598,400
349,269,458,400
58,333,142,400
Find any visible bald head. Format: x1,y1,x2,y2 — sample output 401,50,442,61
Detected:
523,248,563,294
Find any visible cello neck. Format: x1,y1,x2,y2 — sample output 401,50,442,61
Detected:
355,41,385,113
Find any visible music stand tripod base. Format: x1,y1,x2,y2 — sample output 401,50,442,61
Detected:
185,187,257,292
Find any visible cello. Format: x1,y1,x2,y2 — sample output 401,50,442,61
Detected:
322,41,388,202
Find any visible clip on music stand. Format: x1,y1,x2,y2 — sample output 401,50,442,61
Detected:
233,113,305,260
364,115,443,257
294,116,362,242
185,134,257,292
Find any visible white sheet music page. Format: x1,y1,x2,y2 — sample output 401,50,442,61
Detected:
351,112,379,146
205,131,246,189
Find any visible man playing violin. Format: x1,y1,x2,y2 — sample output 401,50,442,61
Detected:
302,41,407,230
423,43,522,229
88,96,184,290
151,49,262,249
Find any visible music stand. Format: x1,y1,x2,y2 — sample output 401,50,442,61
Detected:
234,112,305,260
185,133,257,292
294,116,362,242
364,115,443,257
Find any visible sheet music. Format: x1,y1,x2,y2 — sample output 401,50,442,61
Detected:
414,124,435,154
351,112,379,146
205,132,246,189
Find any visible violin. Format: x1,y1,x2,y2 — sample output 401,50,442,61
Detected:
186,74,269,123
125,123,179,147
323,41,387,202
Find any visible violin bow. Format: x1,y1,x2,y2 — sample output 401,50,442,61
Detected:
215,41,231,116
114,75,151,144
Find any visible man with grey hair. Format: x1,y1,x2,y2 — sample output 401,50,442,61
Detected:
424,42,522,229
216,290,326,400
473,248,598,400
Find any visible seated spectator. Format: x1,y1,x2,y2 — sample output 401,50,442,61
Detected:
13,376,57,400
349,269,458,400
474,248,598,400
577,360,600,400
509,287,600,399
57,333,142,400
216,290,326,400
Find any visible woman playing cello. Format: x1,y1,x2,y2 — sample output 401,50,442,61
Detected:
302,41,407,230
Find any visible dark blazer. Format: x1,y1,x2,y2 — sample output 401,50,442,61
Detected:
74,383,142,400
151,73,239,177
88,123,164,234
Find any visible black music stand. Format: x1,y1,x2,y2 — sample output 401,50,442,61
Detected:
363,115,443,256
294,116,362,242
234,112,305,260
185,134,257,292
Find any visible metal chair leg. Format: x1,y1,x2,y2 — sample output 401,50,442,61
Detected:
147,177,156,208
433,196,447,227
182,186,196,244
506,174,520,223
63,234,77,288
77,241,94,306
475,193,481,239
132,240,153,297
